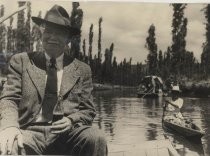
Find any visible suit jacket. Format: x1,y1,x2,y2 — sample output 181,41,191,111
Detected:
0,52,96,130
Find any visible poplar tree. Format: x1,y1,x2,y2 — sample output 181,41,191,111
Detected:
112,56,117,84
88,24,93,64
31,11,42,52
70,2,83,58
109,43,114,63
7,17,14,53
158,50,163,72
98,17,102,64
0,5,6,54
82,39,88,63
96,17,103,83
17,1,26,53
102,43,114,83
145,24,158,75
171,4,187,75
201,4,210,76
25,2,31,52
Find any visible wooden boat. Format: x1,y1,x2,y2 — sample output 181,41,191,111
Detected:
137,75,164,98
162,119,204,141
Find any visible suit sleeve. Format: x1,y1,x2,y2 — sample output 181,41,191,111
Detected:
0,54,22,130
67,65,96,125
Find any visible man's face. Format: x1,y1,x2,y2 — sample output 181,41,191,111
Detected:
171,91,179,100
41,23,70,58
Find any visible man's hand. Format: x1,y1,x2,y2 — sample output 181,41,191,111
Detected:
0,127,23,155
165,100,170,104
50,117,72,134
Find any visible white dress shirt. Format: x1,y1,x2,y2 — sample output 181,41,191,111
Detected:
35,53,64,122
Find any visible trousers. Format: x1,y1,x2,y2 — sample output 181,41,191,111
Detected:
12,124,108,156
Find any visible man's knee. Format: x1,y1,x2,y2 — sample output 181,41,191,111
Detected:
82,127,107,146
77,126,107,156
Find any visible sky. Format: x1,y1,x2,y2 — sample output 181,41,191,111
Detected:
0,0,207,64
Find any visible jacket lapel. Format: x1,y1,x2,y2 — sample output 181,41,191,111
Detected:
60,55,80,97
26,52,80,100
26,52,46,101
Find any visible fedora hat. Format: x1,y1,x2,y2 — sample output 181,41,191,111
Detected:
171,85,181,93
31,5,80,36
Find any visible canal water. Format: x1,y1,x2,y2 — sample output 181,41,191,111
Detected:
93,89,210,156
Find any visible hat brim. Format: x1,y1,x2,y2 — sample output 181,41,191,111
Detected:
32,17,80,36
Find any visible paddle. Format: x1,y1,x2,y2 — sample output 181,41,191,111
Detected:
141,87,154,98
162,100,167,124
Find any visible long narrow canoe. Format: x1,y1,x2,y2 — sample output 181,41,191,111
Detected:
163,119,204,141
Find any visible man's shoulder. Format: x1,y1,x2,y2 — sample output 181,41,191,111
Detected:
9,52,30,63
74,59,91,72
11,52,28,59
10,52,40,60
10,52,45,67
178,98,184,102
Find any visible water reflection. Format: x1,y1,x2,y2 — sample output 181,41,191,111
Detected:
93,89,207,155
146,123,158,140
199,98,210,156
164,133,204,156
143,98,162,118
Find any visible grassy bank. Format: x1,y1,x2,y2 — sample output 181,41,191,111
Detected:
93,83,137,91
180,79,210,97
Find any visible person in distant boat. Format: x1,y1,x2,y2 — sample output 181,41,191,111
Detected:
164,85,184,124
146,77,156,93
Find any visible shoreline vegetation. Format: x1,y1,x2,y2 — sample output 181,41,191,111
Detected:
93,80,210,98
180,79,210,98
93,83,136,91
0,71,210,97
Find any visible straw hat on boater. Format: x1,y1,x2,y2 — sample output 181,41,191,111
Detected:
31,5,80,37
171,85,181,93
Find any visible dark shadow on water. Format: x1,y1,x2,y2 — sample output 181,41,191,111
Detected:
143,98,161,140
146,123,158,140
199,98,210,156
164,133,204,156
93,94,117,138
143,98,161,118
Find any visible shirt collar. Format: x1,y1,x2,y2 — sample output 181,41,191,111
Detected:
45,53,64,70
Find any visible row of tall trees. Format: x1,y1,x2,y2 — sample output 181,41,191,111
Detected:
66,2,143,85
201,4,210,77
1,2,210,85
145,4,208,82
78,15,141,85
0,2,143,86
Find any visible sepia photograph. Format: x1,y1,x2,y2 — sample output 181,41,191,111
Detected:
0,0,209,155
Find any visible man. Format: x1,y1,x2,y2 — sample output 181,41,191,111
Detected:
164,85,184,124
0,5,107,155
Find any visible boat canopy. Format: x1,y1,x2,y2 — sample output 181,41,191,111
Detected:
142,75,163,85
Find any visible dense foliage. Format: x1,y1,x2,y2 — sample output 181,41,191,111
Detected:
0,2,209,86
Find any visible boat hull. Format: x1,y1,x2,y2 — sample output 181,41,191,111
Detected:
163,120,204,140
